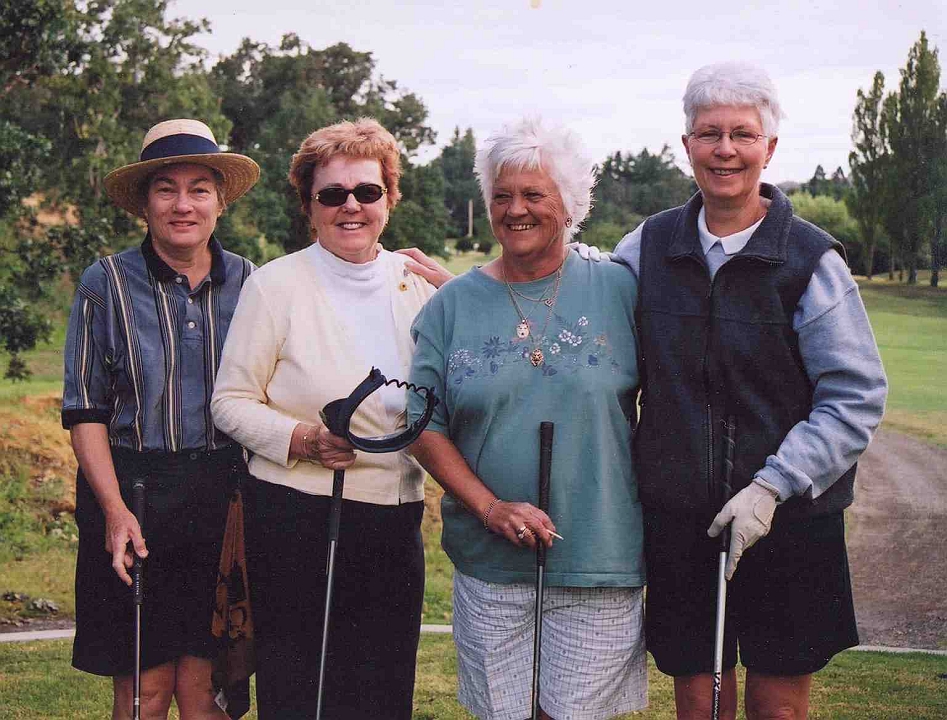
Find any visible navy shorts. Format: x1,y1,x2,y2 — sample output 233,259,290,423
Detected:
72,446,241,676
644,508,859,677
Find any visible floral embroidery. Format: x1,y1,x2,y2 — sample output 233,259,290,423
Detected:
481,336,505,358
446,311,622,384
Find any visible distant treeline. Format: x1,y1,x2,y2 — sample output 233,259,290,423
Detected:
0,2,944,379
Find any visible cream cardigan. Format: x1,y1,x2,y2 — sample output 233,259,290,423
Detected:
211,244,436,504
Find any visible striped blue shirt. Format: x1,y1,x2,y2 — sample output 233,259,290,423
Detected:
62,235,255,452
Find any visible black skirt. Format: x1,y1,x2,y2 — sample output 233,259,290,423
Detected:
72,445,244,677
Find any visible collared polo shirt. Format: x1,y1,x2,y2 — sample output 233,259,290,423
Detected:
62,234,255,452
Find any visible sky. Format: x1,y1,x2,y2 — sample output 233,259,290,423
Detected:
192,0,946,184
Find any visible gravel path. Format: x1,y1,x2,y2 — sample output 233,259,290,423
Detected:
847,428,947,650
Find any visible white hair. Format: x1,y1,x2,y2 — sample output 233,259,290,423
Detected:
683,62,785,136
474,116,596,243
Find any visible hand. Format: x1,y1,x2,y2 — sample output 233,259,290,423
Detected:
567,242,612,262
291,422,356,470
103,505,148,587
707,481,779,580
483,500,558,550
394,247,455,288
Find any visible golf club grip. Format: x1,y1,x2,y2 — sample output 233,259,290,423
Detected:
131,480,145,604
721,416,736,552
328,469,345,542
537,422,554,566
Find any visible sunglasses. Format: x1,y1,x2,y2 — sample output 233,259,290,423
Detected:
313,183,387,207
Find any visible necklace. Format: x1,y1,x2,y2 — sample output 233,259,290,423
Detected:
503,261,564,367
508,282,555,306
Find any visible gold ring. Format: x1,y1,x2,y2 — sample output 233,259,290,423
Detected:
516,526,529,540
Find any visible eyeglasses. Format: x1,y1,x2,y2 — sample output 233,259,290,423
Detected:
313,183,387,207
688,129,768,146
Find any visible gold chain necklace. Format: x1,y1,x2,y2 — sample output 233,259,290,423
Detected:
503,261,563,367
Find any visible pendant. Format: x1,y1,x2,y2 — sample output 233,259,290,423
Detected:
530,348,544,367
543,297,555,308
516,321,530,339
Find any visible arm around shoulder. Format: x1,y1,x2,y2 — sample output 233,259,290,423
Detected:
611,222,644,279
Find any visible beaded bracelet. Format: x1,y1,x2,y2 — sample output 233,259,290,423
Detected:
481,498,500,530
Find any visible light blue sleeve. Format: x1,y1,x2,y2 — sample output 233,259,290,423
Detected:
612,222,644,280
755,250,888,501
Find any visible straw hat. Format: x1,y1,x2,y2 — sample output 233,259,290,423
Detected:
103,119,260,218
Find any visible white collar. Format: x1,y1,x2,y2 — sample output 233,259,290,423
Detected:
697,196,771,256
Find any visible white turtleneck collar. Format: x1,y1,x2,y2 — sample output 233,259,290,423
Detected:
307,240,386,289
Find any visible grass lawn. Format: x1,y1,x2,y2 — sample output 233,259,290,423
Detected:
441,242,498,276
1,638,944,719
856,276,947,445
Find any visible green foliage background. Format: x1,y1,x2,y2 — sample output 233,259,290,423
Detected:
1,3,944,383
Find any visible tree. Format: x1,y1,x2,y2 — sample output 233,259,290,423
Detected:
580,146,695,249
0,0,231,377
829,167,850,201
211,37,437,252
848,71,888,278
879,31,945,284
0,126,55,379
0,0,83,378
806,165,828,197
925,88,947,286
383,160,450,257
0,0,82,95
792,192,861,268
1,0,229,246
436,127,483,238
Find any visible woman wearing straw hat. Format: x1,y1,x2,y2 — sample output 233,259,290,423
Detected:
62,119,259,719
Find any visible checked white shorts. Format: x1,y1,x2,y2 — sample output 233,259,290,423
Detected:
452,570,647,720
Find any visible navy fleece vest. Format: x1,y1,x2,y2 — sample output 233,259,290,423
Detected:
634,184,856,518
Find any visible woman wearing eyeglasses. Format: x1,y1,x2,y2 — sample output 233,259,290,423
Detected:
211,118,441,719
612,62,887,719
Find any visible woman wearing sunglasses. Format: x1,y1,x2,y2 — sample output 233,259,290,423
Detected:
211,118,440,719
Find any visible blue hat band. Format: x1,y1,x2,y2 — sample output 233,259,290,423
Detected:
140,133,220,162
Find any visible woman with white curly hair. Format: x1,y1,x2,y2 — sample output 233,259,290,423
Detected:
408,117,647,720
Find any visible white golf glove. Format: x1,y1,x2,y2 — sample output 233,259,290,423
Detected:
567,242,612,262
707,480,780,581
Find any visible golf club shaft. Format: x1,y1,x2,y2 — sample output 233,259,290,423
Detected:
316,538,338,720
712,550,727,720
131,479,145,720
712,416,736,720
316,468,346,720
532,422,554,720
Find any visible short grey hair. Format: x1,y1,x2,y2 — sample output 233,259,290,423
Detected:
683,62,784,137
475,116,596,243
